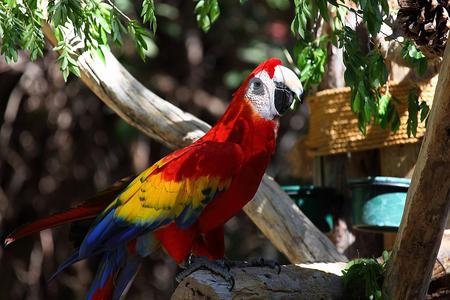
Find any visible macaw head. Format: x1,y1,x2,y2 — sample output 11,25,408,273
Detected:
241,58,304,120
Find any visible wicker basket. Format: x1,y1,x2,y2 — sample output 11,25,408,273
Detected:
305,77,437,157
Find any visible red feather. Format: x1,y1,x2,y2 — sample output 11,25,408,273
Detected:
155,65,280,262
89,275,115,300
4,201,107,246
4,177,133,246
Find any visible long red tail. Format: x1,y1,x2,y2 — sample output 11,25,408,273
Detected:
4,177,134,247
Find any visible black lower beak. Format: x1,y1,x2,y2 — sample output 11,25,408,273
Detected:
274,87,295,115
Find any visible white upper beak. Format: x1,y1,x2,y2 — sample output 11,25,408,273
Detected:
273,65,304,104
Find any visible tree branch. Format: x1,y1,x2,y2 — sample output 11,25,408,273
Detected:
42,24,346,263
173,231,450,299
382,35,450,298
171,263,346,300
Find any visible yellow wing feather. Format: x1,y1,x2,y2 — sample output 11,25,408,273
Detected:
114,173,232,226
110,141,241,227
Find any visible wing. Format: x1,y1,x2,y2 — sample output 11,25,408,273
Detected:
79,141,244,256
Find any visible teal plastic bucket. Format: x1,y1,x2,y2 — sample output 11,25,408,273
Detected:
349,177,410,232
283,185,340,232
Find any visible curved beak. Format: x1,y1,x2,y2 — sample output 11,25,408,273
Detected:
272,65,304,115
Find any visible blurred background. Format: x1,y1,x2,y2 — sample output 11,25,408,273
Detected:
0,1,312,299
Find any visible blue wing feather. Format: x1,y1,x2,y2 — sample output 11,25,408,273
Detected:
86,247,127,300
112,255,142,300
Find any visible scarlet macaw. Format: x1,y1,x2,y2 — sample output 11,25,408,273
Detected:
4,58,303,299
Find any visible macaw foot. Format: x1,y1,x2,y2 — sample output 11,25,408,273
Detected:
229,257,281,274
176,256,235,290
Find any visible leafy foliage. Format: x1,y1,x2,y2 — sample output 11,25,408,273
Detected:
288,0,428,135
53,34,80,81
342,251,391,300
194,0,220,32
128,20,151,60
291,0,311,39
0,0,42,63
338,27,404,134
0,0,431,135
407,90,430,137
141,0,157,34
294,36,328,89
359,0,389,36
402,41,428,76
0,0,155,79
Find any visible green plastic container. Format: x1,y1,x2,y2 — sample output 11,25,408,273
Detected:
283,185,340,232
349,177,410,232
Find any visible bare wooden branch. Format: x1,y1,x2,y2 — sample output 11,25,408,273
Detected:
172,232,450,300
382,40,450,298
42,24,345,263
171,263,346,300
429,230,450,299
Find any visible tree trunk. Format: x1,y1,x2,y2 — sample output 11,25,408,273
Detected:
382,40,450,298
41,24,346,264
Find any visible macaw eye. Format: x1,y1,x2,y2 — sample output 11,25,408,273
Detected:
250,78,264,94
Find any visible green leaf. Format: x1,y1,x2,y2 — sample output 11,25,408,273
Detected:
317,0,329,21
342,257,386,300
407,90,419,137
380,0,389,14
96,47,106,64
69,63,80,77
341,27,394,134
194,0,220,32
378,94,390,117
128,21,151,61
6,0,17,8
419,101,430,123
391,109,400,133
291,0,310,38
53,37,80,81
402,42,428,76
110,13,126,45
295,37,328,89
61,55,69,70
352,92,362,113
364,100,371,122
141,0,157,34
358,114,367,135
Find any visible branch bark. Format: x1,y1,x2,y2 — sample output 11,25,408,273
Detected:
171,263,346,300
382,39,450,298
172,231,450,299
42,24,345,263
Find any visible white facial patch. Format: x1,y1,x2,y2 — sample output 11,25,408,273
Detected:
245,71,279,120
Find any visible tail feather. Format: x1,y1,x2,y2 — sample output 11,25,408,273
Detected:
49,250,81,281
86,247,127,300
89,275,115,300
4,177,134,247
4,203,107,247
112,256,142,300
49,248,102,281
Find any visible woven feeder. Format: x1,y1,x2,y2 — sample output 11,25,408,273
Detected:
305,77,437,157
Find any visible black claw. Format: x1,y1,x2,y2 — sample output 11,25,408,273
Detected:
233,257,281,274
275,262,281,274
175,256,235,291
227,276,235,291
258,258,281,274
